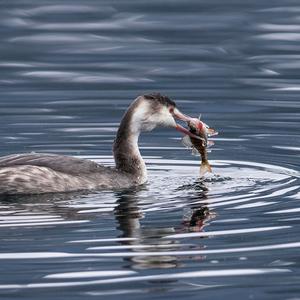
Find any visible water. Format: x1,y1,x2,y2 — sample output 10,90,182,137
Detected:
0,0,299,299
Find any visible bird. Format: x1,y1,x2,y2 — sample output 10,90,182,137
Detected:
0,94,200,195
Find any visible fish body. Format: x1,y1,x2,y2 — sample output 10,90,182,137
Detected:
182,118,217,175
190,135,212,175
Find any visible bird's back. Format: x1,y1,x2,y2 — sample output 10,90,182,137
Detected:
0,153,132,195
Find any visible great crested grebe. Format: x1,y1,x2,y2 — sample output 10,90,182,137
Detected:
0,94,199,195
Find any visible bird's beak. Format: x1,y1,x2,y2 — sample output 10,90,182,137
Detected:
172,108,203,140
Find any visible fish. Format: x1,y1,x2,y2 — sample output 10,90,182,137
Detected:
182,117,218,175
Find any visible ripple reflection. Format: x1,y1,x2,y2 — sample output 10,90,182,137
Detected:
0,157,299,293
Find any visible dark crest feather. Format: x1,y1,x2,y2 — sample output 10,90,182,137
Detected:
143,93,176,107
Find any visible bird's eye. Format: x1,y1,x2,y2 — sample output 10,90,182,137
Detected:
169,107,174,114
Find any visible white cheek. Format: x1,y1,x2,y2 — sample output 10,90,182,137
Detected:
144,108,175,129
131,100,176,132
160,108,176,127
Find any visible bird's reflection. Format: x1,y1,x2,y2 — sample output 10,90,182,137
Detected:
0,191,90,221
114,188,177,269
0,179,215,270
114,180,215,269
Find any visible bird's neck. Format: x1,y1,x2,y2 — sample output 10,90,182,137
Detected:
113,104,147,184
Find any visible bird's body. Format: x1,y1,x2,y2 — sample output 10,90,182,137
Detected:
0,153,135,194
0,94,198,195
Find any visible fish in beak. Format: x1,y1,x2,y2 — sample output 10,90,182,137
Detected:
171,108,206,141
181,117,218,175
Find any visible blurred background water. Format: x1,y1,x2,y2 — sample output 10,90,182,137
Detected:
0,0,299,299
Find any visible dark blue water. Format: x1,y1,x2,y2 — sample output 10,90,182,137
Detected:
0,1,299,299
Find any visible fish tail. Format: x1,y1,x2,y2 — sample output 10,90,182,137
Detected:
200,160,212,175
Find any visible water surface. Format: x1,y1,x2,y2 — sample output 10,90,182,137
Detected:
0,1,299,299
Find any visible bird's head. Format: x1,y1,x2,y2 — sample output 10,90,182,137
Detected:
130,93,201,139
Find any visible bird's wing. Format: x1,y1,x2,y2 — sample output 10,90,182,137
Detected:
0,153,108,175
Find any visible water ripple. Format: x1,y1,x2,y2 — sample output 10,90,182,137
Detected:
0,268,290,289
0,0,300,297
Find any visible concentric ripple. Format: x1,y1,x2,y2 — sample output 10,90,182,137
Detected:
0,157,299,297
